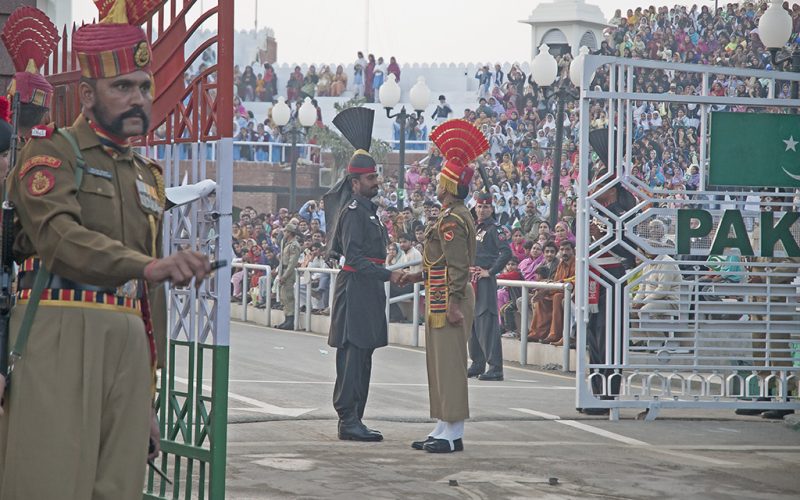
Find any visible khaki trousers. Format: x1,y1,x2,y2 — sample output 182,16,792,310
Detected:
426,287,475,422
0,304,151,500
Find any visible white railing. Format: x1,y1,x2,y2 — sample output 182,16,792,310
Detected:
499,279,573,372
232,259,575,372
148,141,322,164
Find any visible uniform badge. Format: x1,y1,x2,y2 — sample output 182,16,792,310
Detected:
498,228,508,241
348,199,358,210
443,230,454,241
18,155,61,179
134,41,151,68
30,125,53,138
135,179,164,215
28,170,55,196
87,167,113,180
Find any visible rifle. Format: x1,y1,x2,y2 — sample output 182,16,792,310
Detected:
1,92,20,389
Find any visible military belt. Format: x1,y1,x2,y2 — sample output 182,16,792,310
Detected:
342,257,384,272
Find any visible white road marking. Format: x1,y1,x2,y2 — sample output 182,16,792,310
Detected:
510,408,739,466
554,419,649,446
173,376,316,417
510,408,562,420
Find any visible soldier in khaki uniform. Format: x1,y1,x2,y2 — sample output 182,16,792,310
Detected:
404,119,486,453
0,2,212,499
276,223,302,329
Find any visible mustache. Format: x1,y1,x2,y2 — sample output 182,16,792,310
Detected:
113,106,149,134
120,107,147,121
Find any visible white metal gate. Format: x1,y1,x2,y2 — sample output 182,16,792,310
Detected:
575,55,800,419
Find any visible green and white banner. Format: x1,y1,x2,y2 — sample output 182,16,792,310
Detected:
709,112,800,188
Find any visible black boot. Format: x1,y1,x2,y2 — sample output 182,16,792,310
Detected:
467,364,485,378
276,316,294,330
338,417,383,442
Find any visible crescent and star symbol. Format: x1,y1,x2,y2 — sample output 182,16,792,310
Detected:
780,135,800,182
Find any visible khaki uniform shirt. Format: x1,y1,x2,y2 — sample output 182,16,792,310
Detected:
9,115,164,285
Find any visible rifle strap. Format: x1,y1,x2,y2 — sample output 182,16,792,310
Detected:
9,129,86,367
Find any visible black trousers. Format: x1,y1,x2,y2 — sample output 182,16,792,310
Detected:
469,278,503,372
587,265,625,397
332,344,374,421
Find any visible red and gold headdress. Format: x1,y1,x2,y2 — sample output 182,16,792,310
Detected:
73,0,165,79
430,119,488,197
0,7,60,108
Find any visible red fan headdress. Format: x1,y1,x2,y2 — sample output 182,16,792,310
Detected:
73,0,167,79
430,119,489,196
0,6,59,107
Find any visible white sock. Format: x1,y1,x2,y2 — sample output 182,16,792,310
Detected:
429,419,446,438
440,420,465,449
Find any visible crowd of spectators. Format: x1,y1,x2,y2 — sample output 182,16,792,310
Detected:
228,2,800,336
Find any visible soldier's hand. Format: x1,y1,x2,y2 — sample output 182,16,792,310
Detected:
403,271,424,285
148,409,161,461
144,251,212,287
389,270,405,285
447,303,464,326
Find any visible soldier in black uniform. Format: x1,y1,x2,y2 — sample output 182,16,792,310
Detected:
468,192,512,381
326,108,404,441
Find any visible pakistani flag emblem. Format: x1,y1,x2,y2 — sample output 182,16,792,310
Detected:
709,112,800,188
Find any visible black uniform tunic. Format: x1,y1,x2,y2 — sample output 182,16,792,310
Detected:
328,194,391,349
327,194,390,422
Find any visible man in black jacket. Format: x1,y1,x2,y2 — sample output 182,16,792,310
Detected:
468,192,512,381
326,108,403,441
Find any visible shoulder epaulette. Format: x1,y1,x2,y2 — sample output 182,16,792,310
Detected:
133,151,163,174
30,124,55,139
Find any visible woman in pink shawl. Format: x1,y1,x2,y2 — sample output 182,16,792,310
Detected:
364,54,376,102
519,241,544,281
387,56,401,83
553,221,576,246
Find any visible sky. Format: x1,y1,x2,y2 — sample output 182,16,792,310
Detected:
71,0,720,64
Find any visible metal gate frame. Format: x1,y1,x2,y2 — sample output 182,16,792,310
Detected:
575,55,800,419
141,1,234,498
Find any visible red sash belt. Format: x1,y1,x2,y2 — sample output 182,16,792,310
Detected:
342,257,385,272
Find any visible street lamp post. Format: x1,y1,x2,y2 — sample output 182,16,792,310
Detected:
272,96,317,210
379,74,430,209
531,44,587,229
758,0,800,106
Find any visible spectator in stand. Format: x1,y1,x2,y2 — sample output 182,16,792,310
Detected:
475,65,491,99
239,65,257,101
509,228,527,261
432,95,453,125
298,242,330,313
493,63,504,88
497,257,523,337
528,240,575,346
387,56,401,83
287,66,303,102
388,233,422,322
317,65,333,96
373,56,387,95
365,54,376,102
301,65,319,98
260,63,278,102
354,52,367,97
331,65,348,97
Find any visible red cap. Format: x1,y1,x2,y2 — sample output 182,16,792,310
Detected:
73,23,152,79
11,72,54,107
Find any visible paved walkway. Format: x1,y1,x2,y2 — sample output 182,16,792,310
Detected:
222,321,800,499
